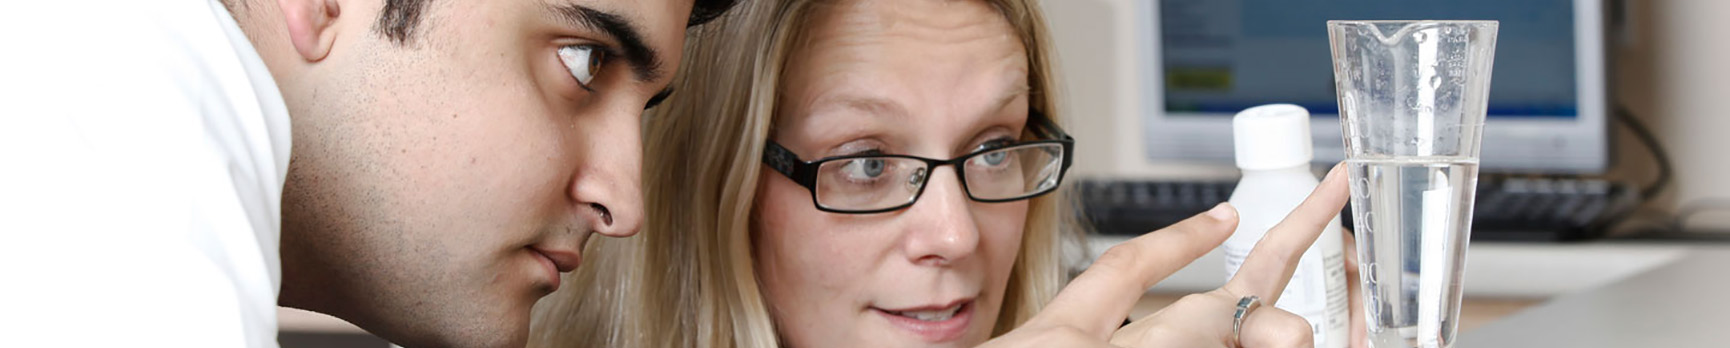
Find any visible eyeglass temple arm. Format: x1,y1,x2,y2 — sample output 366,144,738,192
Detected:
1028,109,1076,171
1029,109,1073,141
764,141,818,189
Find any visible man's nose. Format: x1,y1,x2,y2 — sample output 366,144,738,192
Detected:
567,108,644,238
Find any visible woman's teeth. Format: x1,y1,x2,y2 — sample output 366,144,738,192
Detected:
888,304,963,321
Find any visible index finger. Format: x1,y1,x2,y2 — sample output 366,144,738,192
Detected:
1223,163,1351,304
1030,202,1240,338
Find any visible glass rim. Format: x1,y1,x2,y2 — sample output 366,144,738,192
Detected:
1326,19,1499,26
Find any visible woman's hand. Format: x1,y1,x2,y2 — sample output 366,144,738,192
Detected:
1113,164,1362,348
981,164,1356,348
1113,231,1369,348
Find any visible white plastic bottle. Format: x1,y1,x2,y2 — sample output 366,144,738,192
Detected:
1223,104,1349,348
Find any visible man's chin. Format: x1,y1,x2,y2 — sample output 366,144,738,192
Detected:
375,324,528,348
356,300,532,348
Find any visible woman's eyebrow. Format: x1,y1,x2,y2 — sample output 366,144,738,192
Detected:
806,85,1027,127
791,95,902,146
828,96,909,120
546,3,665,82
991,84,1031,114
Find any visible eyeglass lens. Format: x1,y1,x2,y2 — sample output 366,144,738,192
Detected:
812,143,1064,212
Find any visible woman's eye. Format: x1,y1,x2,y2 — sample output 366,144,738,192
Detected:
969,138,1016,168
975,150,1009,167
557,45,608,88
840,158,888,182
975,138,1014,152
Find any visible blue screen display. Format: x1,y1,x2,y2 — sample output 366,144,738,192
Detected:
1160,0,1579,118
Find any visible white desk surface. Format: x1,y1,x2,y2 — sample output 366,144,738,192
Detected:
1457,245,1730,347
1085,236,1690,298
288,240,1723,343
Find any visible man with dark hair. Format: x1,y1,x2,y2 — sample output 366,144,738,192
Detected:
372,0,735,44
1,0,731,347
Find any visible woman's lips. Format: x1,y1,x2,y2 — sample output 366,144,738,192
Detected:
872,299,975,343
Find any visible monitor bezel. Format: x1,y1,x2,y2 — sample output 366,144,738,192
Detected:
1136,0,1610,174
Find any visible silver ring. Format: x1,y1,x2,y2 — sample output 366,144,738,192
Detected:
1231,295,1261,348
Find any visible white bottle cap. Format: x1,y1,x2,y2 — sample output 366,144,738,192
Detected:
1232,104,1314,170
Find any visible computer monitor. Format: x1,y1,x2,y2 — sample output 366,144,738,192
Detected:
1138,0,1610,173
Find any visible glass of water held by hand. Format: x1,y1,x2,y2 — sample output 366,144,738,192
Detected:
1328,20,1497,348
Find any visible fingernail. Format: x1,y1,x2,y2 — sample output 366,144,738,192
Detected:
1207,202,1237,221
1325,162,1346,181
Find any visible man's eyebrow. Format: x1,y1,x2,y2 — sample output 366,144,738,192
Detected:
548,4,665,82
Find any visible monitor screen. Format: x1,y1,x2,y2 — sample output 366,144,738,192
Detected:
1139,0,1608,173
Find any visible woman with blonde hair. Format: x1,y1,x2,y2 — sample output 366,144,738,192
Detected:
531,0,1357,347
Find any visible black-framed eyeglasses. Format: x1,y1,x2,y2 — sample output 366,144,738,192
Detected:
762,110,1075,214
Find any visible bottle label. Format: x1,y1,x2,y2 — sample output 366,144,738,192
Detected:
1322,246,1349,344
1223,228,1348,348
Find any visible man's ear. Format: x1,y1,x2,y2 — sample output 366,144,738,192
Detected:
278,0,342,62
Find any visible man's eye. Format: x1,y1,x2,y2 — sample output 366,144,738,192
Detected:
557,45,608,88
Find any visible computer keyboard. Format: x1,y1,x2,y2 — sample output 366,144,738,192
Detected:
1076,176,1635,242
1464,178,1634,240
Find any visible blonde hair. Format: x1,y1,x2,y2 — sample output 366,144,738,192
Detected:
529,0,1072,346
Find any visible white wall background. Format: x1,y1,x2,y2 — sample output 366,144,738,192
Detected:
1612,0,1730,232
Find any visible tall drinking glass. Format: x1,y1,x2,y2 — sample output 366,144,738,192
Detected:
1328,20,1497,348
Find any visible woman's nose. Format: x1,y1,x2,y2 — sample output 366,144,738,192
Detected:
901,167,981,266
